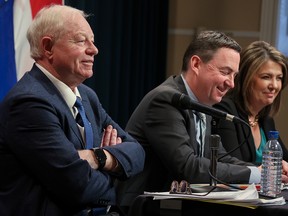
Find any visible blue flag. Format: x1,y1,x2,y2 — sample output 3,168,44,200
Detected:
0,0,63,101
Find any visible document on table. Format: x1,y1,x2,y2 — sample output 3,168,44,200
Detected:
144,184,286,208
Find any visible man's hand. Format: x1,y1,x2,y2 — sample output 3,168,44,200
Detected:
77,149,119,171
78,149,98,169
101,125,122,147
78,125,123,171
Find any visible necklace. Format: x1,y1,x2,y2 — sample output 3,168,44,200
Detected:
249,115,259,127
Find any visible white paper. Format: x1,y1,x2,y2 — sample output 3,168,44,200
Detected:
144,184,286,206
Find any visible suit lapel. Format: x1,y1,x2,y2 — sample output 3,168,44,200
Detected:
29,66,85,149
173,75,213,157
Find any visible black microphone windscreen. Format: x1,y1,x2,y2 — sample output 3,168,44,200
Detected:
210,134,220,149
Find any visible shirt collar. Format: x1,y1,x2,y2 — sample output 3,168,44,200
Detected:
35,63,79,113
180,74,199,102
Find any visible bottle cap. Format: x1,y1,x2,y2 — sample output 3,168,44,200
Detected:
268,130,279,139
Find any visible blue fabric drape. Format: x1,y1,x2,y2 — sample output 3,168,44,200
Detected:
65,0,169,128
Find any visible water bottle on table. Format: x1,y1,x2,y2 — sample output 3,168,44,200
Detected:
260,130,283,197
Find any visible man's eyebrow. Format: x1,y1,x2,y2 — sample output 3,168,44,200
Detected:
74,31,94,37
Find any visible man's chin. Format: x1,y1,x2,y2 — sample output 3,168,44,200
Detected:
82,70,94,78
212,97,223,105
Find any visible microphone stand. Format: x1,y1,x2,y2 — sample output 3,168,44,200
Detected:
190,133,231,193
206,134,229,192
178,107,252,193
210,118,220,187
206,117,251,192
207,119,235,191
209,134,219,186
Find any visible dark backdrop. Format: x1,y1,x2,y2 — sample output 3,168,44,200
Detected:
65,0,169,128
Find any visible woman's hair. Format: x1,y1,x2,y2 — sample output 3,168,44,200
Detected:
181,30,241,71
26,4,88,60
229,40,288,117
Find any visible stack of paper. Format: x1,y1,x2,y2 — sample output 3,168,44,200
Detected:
144,184,286,208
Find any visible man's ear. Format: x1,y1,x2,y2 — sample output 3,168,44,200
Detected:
41,36,53,59
190,55,201,75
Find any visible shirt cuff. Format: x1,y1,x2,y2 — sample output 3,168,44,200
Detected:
248,166,261,184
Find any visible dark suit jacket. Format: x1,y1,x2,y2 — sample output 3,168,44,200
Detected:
213,96,288,164
116,75,255,208
0,64,145,216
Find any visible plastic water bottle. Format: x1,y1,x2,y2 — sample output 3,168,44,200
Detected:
260,130,283,197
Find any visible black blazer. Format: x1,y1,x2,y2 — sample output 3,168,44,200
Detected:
0,64,145,216
116,75,255,208
213,96,288,164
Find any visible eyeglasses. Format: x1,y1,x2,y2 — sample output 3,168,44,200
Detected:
170,180,192,194
169,180,223,196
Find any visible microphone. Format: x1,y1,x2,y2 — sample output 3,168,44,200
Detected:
209,134,220,186
172,93,252,192
171,93,244,124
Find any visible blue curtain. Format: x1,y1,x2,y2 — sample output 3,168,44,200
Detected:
65,0,169,128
